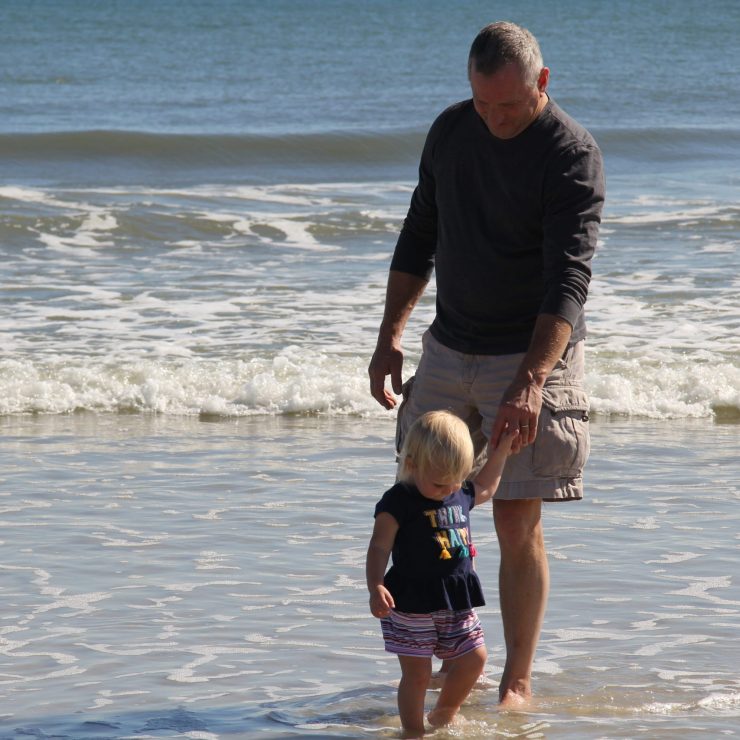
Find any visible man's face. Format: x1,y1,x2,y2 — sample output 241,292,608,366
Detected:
469,62,549,140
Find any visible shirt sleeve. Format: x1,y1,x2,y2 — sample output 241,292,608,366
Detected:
540,142,605,327
374,484,409,525
462,481,476,511
389,116,445,280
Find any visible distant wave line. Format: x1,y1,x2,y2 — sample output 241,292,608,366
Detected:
592,126,740,161
0,129,427,167
2,126,739,167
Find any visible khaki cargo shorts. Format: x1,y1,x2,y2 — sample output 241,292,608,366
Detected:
396,330,590,501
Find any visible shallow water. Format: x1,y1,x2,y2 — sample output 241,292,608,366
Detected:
2,414,738,738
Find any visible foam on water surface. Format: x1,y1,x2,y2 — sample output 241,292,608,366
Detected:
2,181,738,421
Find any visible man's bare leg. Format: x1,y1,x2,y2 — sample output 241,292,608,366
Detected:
493,498,549,706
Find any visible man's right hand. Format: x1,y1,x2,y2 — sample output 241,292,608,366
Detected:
368,342,404,409
367,270,428,409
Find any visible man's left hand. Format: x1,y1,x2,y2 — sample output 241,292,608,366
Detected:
491,375,542,454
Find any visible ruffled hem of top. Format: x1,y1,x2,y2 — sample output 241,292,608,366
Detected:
384,569,485,613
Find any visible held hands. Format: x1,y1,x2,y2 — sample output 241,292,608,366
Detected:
369,585,395,618
473,425,520,504
489,425,520,461
491,372,543,455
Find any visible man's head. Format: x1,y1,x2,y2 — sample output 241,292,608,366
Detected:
468,21,543,86
468,22,549,140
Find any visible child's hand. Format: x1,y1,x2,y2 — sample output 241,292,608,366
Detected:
490,426,519,459
369,585,395,618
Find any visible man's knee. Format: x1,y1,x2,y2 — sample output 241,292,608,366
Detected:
493,499,543,550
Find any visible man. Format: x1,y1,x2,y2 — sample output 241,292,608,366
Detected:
368,21,604,706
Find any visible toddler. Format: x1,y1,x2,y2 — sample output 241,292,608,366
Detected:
366,410,517,737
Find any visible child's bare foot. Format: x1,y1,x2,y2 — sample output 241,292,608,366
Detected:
427,708,467,729
473,671,496,689
427,669,447,689
430,669,491,690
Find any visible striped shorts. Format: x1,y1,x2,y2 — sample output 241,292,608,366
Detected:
380,608,485,660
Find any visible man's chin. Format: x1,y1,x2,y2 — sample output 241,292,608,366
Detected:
487,126,519,140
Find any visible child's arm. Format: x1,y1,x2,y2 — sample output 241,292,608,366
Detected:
473,427,519,506
366,512,399,618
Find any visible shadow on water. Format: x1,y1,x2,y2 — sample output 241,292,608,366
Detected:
1,708,292,739
0,685,555,740
0,687,398,740
4,683,740,739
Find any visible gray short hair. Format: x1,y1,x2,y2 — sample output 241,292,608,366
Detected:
468,21,544,87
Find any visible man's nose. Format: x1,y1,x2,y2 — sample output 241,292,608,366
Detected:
487,110,506,128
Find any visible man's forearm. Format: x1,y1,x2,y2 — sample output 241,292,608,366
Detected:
376,270,429,345
513,313,573,388
492,313,573,448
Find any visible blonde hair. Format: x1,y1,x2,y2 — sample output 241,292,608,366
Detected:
398,411,474,485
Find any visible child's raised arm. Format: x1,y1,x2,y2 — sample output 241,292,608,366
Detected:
473,427,519,506
366,512,399,618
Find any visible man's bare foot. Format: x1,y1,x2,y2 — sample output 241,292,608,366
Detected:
499,688,532,709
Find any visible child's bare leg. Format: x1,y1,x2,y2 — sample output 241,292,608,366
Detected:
428,646,487,728
430,658,452,687
397,655,433,738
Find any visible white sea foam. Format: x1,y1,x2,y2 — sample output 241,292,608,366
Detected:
646,552,702,564
32,592,112,615
2,182,738,421
606,202,734,226
634,634,711,657
0,346,737,420
668,575,738,605
642,701,692,714
698,692,740,712
168,646,268,683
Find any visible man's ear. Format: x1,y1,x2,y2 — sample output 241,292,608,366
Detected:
537,67,550,92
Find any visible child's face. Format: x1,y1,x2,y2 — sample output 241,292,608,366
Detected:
412,465,462,502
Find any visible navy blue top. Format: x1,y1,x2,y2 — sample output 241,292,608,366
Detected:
390,98,605,355
374,481,485,613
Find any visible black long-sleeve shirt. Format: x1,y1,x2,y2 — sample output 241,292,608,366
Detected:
390,97,605,355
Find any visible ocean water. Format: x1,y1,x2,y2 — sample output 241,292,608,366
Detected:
1,0,739,737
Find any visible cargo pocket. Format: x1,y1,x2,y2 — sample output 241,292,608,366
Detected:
531,385,590,478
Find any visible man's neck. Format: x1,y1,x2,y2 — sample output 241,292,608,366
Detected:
534,91,549,120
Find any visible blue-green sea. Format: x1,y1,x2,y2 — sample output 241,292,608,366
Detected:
1,1,739,737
